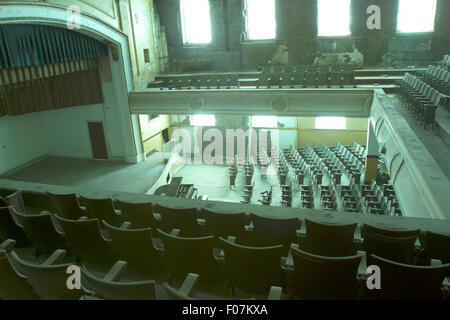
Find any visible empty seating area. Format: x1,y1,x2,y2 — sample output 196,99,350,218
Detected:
395,55,450,129
157,74,240,90
1,186,449,300
152,64,356,90
257,65,356,89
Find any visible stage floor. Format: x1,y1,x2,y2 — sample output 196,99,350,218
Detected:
2,153,165,194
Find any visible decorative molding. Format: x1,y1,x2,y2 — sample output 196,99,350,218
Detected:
370,89,449,220
80,0,116,19
129,89,374,117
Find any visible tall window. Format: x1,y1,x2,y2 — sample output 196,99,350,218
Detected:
317,0,351,37
397,0,437,33
315,117,346,130
244,0,276,40
252,116,278,128
180,0,212,45
190,115,215,127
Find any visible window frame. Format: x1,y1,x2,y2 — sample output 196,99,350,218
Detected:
314,117,347,130
316,0,352,38
395,0,437,35
243,0,277,42
180,0,213,46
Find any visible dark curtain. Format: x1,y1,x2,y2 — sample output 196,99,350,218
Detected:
0,24,108,70
1,67,103,116
0,24,108,117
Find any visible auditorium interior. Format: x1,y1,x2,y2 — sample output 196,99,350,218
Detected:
0,0,449,300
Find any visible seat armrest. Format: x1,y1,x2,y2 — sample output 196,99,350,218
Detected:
244,225,253,232
170,228,181,236
103,260,128,282
78,216,89,221
0,239,16,251
42,249,66,266
430,259,442,266
296,230,306,238
120,221,132,229
357,251,367,277
285,244,298,270
153,213,162,221
197,218,206,226
268,286,283,300
227,236,236,243
179,273,200,297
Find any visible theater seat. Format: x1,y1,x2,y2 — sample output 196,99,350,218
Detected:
81,260,157,300
6,248,82,300
301,219,357,257
288,244,363,299
367,254,450,300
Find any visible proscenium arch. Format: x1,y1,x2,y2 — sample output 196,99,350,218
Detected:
0,2,145,163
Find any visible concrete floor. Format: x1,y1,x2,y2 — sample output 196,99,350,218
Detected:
3,153,166,194
388,95,450,179
173,163,353,210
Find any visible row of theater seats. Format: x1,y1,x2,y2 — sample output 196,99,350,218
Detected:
395,73,449,129
159,74,240,90
362,180,402,216
259,64,355,74
1,188,449,300
257,70,356,89
417,65,450,95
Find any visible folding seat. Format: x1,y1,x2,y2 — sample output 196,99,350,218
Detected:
303,71,316,88
154,203,203,237
6,248,82,299
219,237,285,296
81,260,158,300
79,195,123,227
172,76,185,89
0,189,25,213
157,229,221,283
163,272,283,300
0,239,39,299
362,230,418,264
12,208,68,255
257,73,268,88
361,224,420,238
55,215,116,272
269,73,282,87
101,221,164,277
113,200,158,229
420,92,443,129
249,214,300,253
280,73,293,87
329,72,342,88
343,71,356,87
207,74,220,89
0,207,30,247
301,219,357,257
437,71,450,94
201,208,248,244
317,72,329,87
418,231,450,265
287,244,363,299
46,191,84,220
366,254,450,300
228,74,239,88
